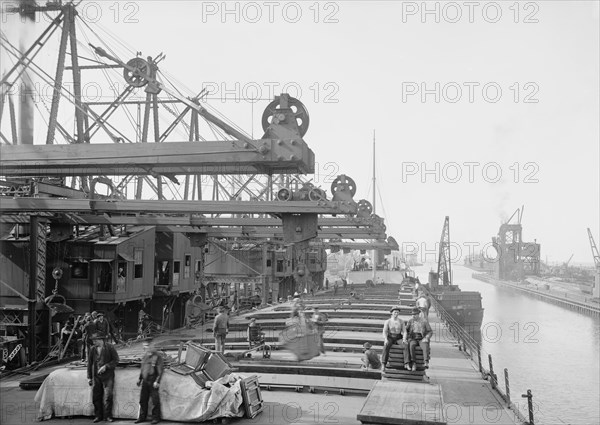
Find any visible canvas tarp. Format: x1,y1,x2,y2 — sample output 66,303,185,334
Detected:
35,367,245,422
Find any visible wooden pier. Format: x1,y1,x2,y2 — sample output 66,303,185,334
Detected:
472,273,600,317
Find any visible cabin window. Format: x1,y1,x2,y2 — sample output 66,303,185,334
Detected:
184,254,191,278
195,260,202,281
70,262,88,279
276,259,284,272
173,261,180,286
96,262,113,292
157,261,170,286
116,261,126,293
134,249,143,278
266,259,272,267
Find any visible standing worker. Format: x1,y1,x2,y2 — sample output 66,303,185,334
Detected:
381,306,407,371
416,292,431,319
94,312,119,344
311,307,328,355
87,332,119,423
135,338,164,424
81,313,95,362
213,307,229,354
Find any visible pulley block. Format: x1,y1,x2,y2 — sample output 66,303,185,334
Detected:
123,57,150,87
308,188,327,201
277,188,292,201
52,267,63,281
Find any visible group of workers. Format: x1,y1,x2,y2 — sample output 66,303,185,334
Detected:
86,331,163,424
362,291,432,371
59,311,120,361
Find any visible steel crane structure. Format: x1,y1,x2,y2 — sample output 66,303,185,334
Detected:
437,216,452,287
491,206,541,281
0,1,395,365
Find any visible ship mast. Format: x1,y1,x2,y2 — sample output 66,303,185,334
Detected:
372,130,377,283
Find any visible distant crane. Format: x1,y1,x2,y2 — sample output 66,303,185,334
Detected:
561,254,574,275
564,254,574,267
587,228,600,298
588,228,600,270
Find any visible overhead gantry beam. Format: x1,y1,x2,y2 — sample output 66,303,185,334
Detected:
0,139,314,177
312,239,399,250
0,214,379,227
154,226,386,240
0,198,357,215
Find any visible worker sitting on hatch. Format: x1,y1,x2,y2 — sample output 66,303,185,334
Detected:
381,306,407,371
406,307,433,370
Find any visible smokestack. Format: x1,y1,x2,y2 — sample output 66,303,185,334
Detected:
19,69,34,145
18,0,36,145
19,0,36,21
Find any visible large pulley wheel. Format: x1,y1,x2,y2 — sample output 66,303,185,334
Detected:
261,97,309,137
331,175,357,198
123,57,150,87
357,200,373,217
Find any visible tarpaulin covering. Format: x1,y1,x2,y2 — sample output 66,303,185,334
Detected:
35,368,245,422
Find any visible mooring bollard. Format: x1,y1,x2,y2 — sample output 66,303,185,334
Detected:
504,368,510,403
521,389,534,425
488,354,497,389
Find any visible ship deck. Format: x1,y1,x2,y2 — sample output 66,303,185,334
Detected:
0,282,521,425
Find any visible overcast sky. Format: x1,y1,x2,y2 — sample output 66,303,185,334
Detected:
2,0,598,266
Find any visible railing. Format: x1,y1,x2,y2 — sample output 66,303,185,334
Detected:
426,291,533,425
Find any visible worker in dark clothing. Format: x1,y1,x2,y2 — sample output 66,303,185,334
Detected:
94,312,119,344
87,332,120,423
81,313,96,362
406,307,433,371
136,338,164,424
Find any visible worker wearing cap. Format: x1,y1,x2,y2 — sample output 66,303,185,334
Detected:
87,332,119,423
406,307,433,371
381,306,407,370
135,338,164,424
361,342,382,370
94,312,118,344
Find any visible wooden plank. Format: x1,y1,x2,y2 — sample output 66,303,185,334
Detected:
357,381,446,425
